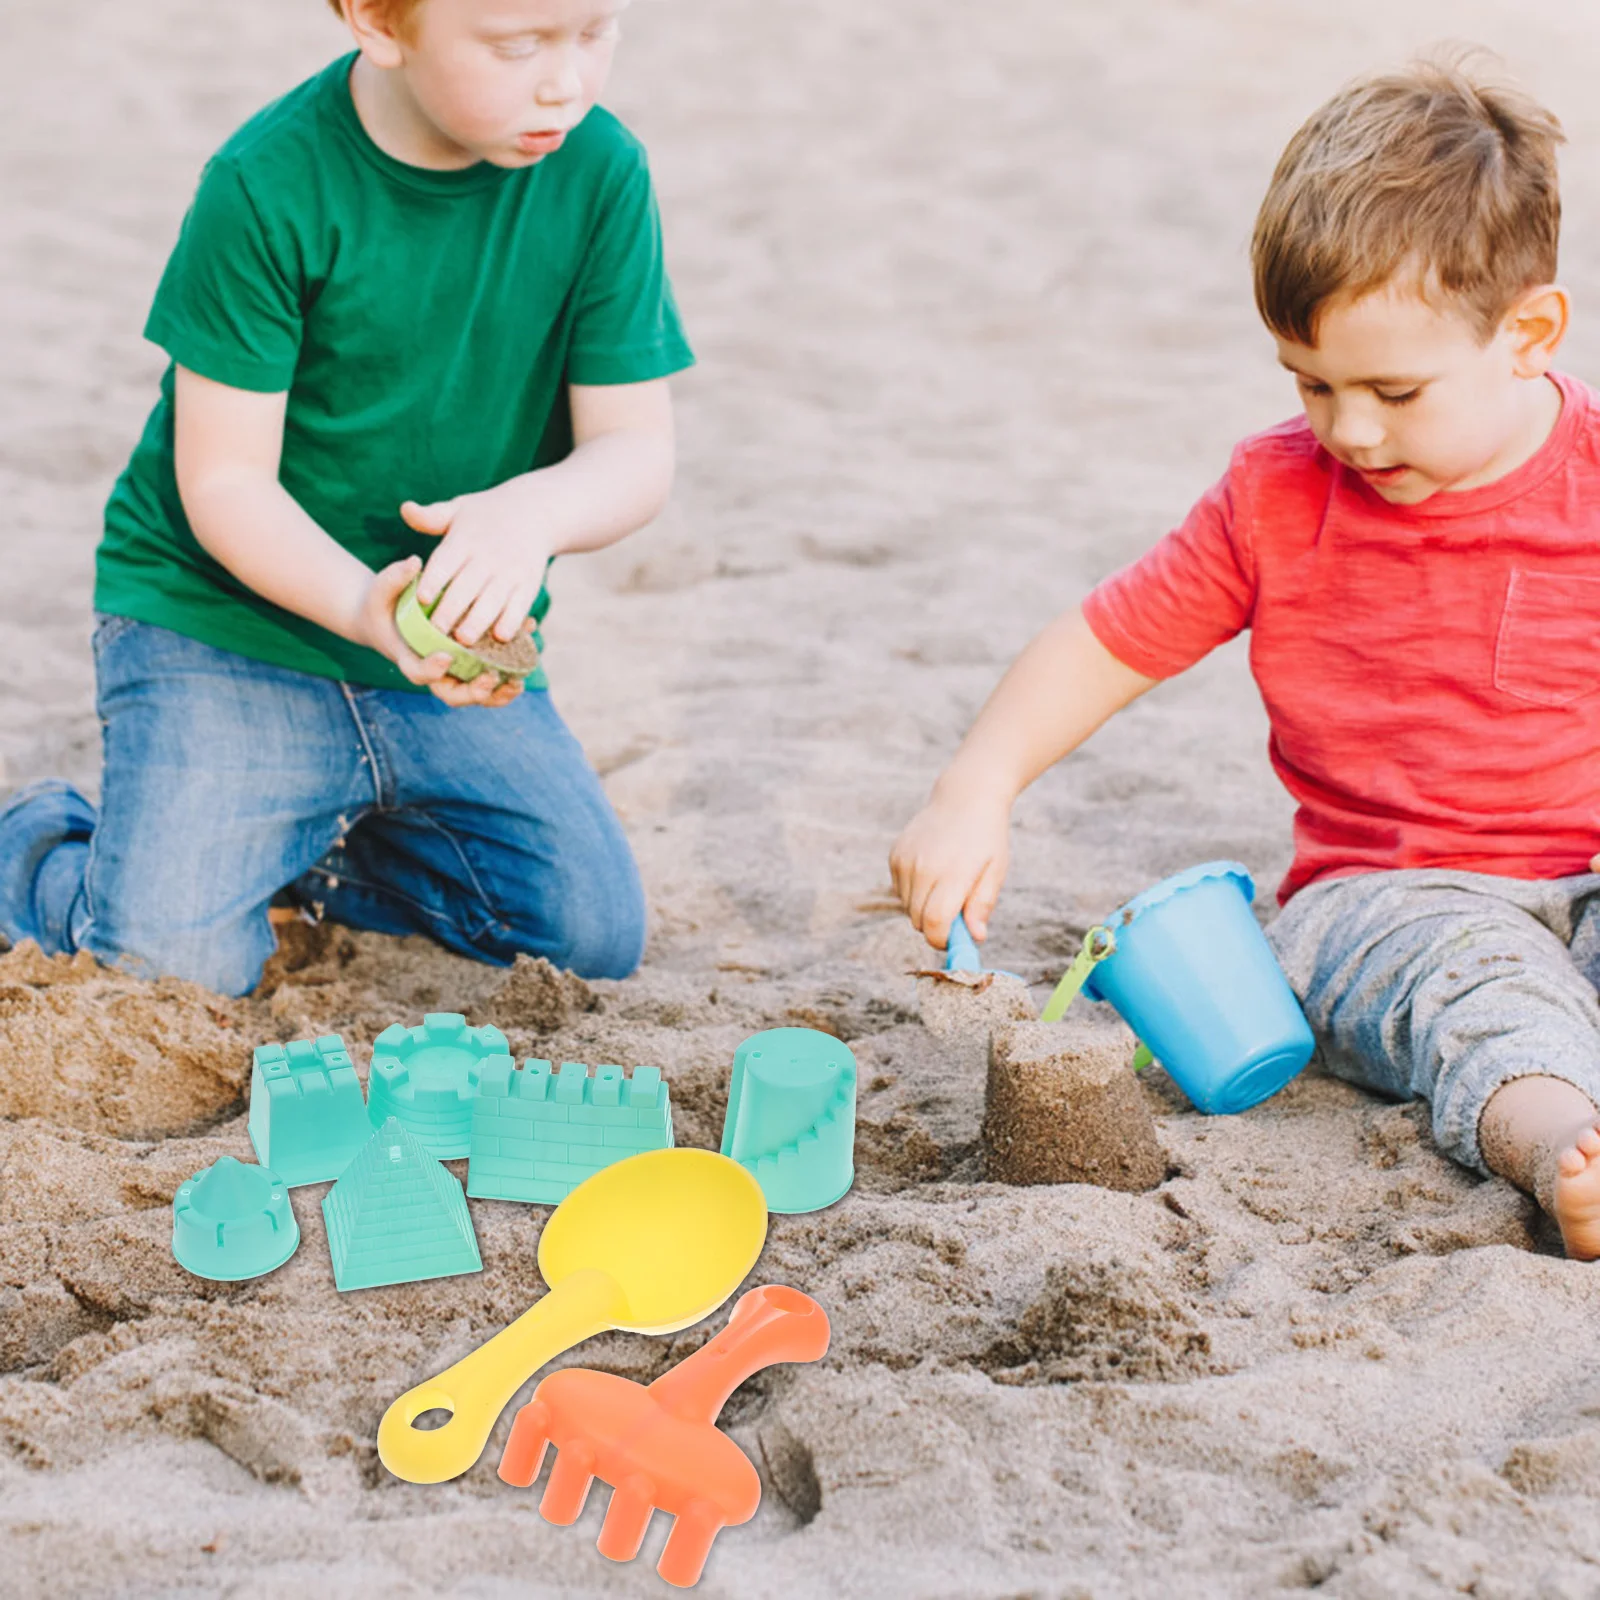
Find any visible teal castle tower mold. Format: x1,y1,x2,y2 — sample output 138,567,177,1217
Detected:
720,1028,857,1213
467,1059,674,1206
172,1156,300,1282
248,1034,372,1186
322,1117,482,1291
367,1013,509,1159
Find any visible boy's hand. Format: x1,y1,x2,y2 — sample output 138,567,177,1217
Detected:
357,555,525,709
887,610,1156,954
404,485,552,649
889,789,1011,951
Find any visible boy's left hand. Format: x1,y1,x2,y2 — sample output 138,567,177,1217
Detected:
403,484,552,648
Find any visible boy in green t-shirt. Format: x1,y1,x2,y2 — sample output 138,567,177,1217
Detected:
0,0,693,996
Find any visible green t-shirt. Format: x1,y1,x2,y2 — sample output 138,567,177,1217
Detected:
97,53,693,689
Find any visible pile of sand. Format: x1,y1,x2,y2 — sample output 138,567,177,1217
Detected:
8,0,1600,1594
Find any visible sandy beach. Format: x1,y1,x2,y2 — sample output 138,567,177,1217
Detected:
6,0,1600,1594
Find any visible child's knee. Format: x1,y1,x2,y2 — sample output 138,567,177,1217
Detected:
82,913,273,998
484,866,647,980
557,890,647,979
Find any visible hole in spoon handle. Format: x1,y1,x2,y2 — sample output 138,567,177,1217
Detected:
376,1267,627,1484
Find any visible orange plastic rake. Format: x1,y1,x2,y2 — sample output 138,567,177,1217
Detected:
498,1284,830,1587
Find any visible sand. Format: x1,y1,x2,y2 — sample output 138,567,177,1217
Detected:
6,0,1600,1595
465,630,543,677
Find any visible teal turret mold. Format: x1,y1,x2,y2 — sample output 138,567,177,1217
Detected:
173,1157,300,1282
721,1028,857,1213
248,1034,372,1186
466,1059,674,1206
367,1013,508,1158
322,1117,482,1291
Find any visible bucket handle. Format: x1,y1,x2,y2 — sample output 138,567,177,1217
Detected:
1039,924,1156,1073
1039,925,1116,1023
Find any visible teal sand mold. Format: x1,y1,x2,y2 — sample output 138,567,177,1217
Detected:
248,1034,372,1186
368,1013,509,1159
721,1028,857,1214
467,1059,674,1206
323,1117,482,1292
173,1156,300,1282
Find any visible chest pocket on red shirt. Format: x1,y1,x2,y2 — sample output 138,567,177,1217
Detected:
1493,569,1600,707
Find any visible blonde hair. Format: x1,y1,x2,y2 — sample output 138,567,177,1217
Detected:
326,0,422,31
1252,54,1564,345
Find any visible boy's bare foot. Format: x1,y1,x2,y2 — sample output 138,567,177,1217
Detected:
1553,1126,1600,1261
1479,1076,1600,1261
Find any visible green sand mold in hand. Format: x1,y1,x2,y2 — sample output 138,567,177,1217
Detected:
394,576,549,686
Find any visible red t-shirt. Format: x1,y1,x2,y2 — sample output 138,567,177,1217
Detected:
1082,372,1600,904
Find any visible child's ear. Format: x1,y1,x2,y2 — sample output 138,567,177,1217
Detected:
1506,283,1570,378
342,0,408,68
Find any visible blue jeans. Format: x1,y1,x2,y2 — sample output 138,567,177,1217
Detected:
0,615,645,996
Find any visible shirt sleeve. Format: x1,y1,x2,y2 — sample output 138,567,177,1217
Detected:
142,155,303,393
566,144,695,386
1081,450,1259,679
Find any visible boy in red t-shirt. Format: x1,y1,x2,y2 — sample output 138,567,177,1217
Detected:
891,56,1600,1258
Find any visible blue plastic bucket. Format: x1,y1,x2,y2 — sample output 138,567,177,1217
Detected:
1082,861,1314,1114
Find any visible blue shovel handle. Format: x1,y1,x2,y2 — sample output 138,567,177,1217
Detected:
945,913,984,974
944,913,1023,981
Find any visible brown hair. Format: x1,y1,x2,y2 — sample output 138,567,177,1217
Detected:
1252,54,1564,345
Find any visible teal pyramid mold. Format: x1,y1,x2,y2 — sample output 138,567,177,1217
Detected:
322,1117,482,1292
721,1028,857,1214
367,1013,508,1159
248,1034,372,1186
467,1059,675,1206
173,1156,300,1282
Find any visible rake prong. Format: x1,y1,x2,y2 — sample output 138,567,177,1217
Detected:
596,1473,656,1563
498,1401,552,1487
657,1497,726,1589
539,1440,597,1525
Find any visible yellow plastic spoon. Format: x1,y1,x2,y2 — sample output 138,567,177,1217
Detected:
378,1148,768,1484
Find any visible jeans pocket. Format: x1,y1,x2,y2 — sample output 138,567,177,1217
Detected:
1493,569,1600,707
91,612,140,656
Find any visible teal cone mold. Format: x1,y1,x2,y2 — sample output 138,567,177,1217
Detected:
720,1028,857,1213
323,1117,482,1291
248,1034,372,1186
172,1157,300,1282
367,1012,508,1159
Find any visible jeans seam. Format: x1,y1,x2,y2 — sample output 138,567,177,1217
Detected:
400,806,508,934
339,684,390,809
77,830,100,945
307,844,500,945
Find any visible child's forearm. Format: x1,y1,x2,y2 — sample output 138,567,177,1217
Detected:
890,606,1157,944
182,473,376,643
509,425,675,556
936,606,1157,810
186,428,669,632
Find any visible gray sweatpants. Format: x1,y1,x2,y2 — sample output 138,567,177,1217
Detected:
1267,869,1600,1175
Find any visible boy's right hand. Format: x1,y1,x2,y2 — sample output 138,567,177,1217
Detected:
889,789,1011,952
357,556,525,709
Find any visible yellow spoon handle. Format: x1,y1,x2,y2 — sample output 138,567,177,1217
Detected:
378,1267,628,1484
